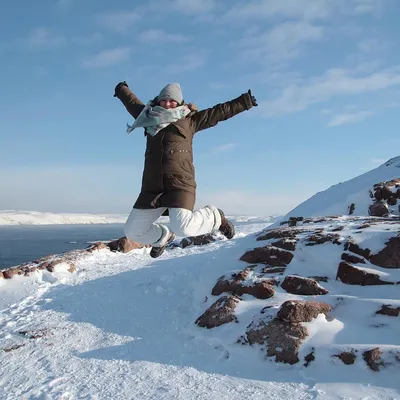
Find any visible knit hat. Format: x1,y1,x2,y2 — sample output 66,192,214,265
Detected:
157,83,183,104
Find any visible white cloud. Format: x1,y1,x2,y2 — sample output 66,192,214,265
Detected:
138,29,189,44
72,33,103,46
167,0,216,14
327,111,373,127
57,0,73,9
82,47,132,69
96,11,140,33
222,0,384,22
263,21,323,61
167,54,205,73
28,27,66,48
211,143,237,155
261,66,400,116
223,0,331,22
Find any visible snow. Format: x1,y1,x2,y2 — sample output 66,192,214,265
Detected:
1,216,399,400
0,210,128,225
283,157,400,218
1,158,400,399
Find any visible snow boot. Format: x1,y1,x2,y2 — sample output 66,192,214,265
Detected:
218,209,235,239
150,232,176,258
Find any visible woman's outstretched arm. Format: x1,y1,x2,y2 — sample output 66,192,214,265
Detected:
114,81,145,119
190,90,257,133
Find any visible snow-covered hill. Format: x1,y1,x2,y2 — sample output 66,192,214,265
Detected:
283,157,400,218
0,210,128,225
1,159,400,399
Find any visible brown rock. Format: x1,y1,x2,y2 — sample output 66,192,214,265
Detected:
87,242,109,252
257,228,302,241
381,186,392,200
369,202,389,217
45,260,76,273
374,189,382,201
304,349,315,367
344,241,371,260
396,188,400,199
271,239,297,251
331,226,344,232
336,261,393,286
369,236,400,268
3,268,24,279
363,348,384,371
211,278,231,296
195,296,241,328
246,318,308,364
108,237,148,253
277,300,331,323
180,234,215,248
341,252,366,264
388,196,397,206
289,217,303,227
334,351,356,365
232,267,253,281
211,277,275,300
305,233,341,246
376,304,400,317
281,276,329,295
240,245,294,266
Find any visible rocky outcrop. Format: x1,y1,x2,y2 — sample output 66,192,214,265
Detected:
211,267,276,299
334,351,357,365
195,296,241,329
336,261,394,286
246,300,331,364
304,233,341,246
363,348,384,372
107,237,150,253
240,245,294,266
277,300,331,323
180,234,215,248
369,202,389,217
369,236,400,268
281,276,329,295
376,304,400,317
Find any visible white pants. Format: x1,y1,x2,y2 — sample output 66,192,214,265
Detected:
124,205,222,247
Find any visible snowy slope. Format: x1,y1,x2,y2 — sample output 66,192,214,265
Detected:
283,156,400,218
1,216,399,400
0,210,128,225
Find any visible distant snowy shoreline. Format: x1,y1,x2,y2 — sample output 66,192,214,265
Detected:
0,211,282,226
0,211,128,226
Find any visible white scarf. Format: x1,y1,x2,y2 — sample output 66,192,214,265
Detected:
127,104,191,136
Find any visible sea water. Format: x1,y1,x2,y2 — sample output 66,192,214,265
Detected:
0,224,125,270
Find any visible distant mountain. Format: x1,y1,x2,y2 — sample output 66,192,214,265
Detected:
0,210,128,225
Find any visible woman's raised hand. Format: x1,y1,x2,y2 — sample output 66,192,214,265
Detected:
114,81,128,97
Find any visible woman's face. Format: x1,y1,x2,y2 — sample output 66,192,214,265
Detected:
158,99,178,109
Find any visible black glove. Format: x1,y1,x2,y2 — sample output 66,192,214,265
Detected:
114,81,128,97
248,89,258,106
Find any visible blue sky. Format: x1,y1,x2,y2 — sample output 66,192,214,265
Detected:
1,0,400,216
